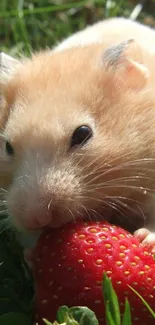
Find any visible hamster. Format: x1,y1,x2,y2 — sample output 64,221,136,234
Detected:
1,17,155,249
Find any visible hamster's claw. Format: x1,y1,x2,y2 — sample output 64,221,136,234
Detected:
134,228,150,242
134,228,155,253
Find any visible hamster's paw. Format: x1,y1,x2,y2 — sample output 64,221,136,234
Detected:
134,228,155,253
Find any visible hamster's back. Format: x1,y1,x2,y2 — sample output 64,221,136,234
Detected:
55,17,155,55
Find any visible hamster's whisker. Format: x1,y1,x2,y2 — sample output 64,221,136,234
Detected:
88,175,155,188
94,198,129,221
108,195,146,206
47,198,53,211
76,195,145,211
38,199,48,210
90,209,104,221
114,203,145,226
75,195,107,204
110,202,132,224
84,207,94,222
85,173,152,187
66,207,76,222
81,156,155,183
87,183,154,194
83,165,155,186
74,147,130,172
72,152,86,168
80,204,99,222
113,198,145,221
75,147,127,167
75,153,106,172
81,164,107,181
106,199,125,214
104,198,138,224
83,154,155,170
78,204,90,221
90,210,98,222
77,192,149,223
76,210,85,221
108,194,146,222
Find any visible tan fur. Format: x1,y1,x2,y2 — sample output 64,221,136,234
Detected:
1,19,155,233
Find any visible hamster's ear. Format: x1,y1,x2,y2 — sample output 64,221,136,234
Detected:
0,52,21,86
102,39,149,90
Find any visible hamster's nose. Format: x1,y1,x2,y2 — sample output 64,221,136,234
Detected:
24,207,65,230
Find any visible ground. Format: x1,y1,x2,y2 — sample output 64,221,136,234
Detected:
1,0,155,57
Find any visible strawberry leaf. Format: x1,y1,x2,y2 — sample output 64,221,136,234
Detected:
69,306,99,325
105,301,116,325
57,306,70,323
122,299,131,325
57,306,99,325
102,273,121,325
66,313,79,325
43,318,53,325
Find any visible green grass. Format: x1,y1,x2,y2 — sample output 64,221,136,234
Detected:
1,0,155,57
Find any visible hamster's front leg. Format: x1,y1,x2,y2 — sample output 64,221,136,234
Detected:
134,228,155,253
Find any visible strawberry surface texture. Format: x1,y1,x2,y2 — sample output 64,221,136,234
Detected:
33,221,155,325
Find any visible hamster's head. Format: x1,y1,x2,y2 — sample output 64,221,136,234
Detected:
0,39,154,233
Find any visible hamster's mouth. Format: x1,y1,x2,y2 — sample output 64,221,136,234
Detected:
25,213,72,231
25,211,145,235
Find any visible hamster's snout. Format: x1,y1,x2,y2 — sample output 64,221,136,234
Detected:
6,162,81,231
7,187,77,231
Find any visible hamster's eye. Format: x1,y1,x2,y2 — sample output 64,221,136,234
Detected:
5,141,14,156
71,125,93,148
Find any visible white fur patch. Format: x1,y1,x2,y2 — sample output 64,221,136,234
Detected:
0,52,21,85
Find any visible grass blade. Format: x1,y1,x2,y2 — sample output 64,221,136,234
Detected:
105,301,116,325
128,285,155,319
0,0,104,18
122,299,131,325
102,273,121,325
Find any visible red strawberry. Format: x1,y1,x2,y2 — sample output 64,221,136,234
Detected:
33,221,155,325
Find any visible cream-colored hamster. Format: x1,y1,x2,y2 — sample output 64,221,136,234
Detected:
1,17,155,248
